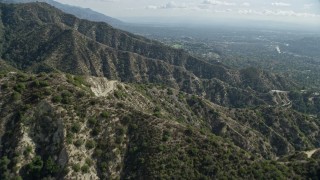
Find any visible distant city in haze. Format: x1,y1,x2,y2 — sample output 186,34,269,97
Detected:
55,0,320,29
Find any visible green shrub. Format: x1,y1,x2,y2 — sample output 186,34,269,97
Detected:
12,92,21,101
32,80,40,87
138,158,145,164
184,127,193,136
39,72,47,77
17,73,29,82
85,158,93,166
44,157,59,175
153,106,162,117
120,116,130,125
100,162,108,173
43,88,52,95
115,136,123,144
77,91,86,98
188,148,199,156
66,132,74,144
116,103,125,108
101,111,110,118
178,93,185,100
157,145,165,151
26,156,43,177
162,130,171,142
91,127,100,136
117,84,124,90
13,176,22,180
39,80,49,87
129,124,138,132
0,156,10,167
153,111,162,118
71,123,81,133
129,146,138,154
154,106,161,112
116,127,125,136
90,99,98,105
61,91,73,104
85,140,96,149
61,96,72,104
72,164,81,172
114,90,127,99
94,149,103,158
52,95,62,103
14,83,25,93
74,139,84,147
0,156,10,177
87,118,97,127
66,75,89,87
61,90,72,98
57,86,64,91
23,145,32,157
74,76,89,87
81,164,90,173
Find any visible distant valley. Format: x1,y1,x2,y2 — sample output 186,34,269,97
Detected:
129,25,320,90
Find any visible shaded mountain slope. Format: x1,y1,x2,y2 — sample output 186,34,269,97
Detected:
0,2,295,108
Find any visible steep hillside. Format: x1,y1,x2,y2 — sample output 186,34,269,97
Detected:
0,2,295,108
0,69,319,179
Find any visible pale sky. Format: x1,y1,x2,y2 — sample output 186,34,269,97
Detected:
55,0,320,25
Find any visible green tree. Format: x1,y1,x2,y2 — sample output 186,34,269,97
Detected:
26,156,43,178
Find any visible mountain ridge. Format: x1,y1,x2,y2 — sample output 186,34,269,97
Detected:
0,2,296,108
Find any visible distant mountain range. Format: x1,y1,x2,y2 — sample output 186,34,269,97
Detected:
0,0,124,27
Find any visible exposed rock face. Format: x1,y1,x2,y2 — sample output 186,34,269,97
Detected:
88,76,117,97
